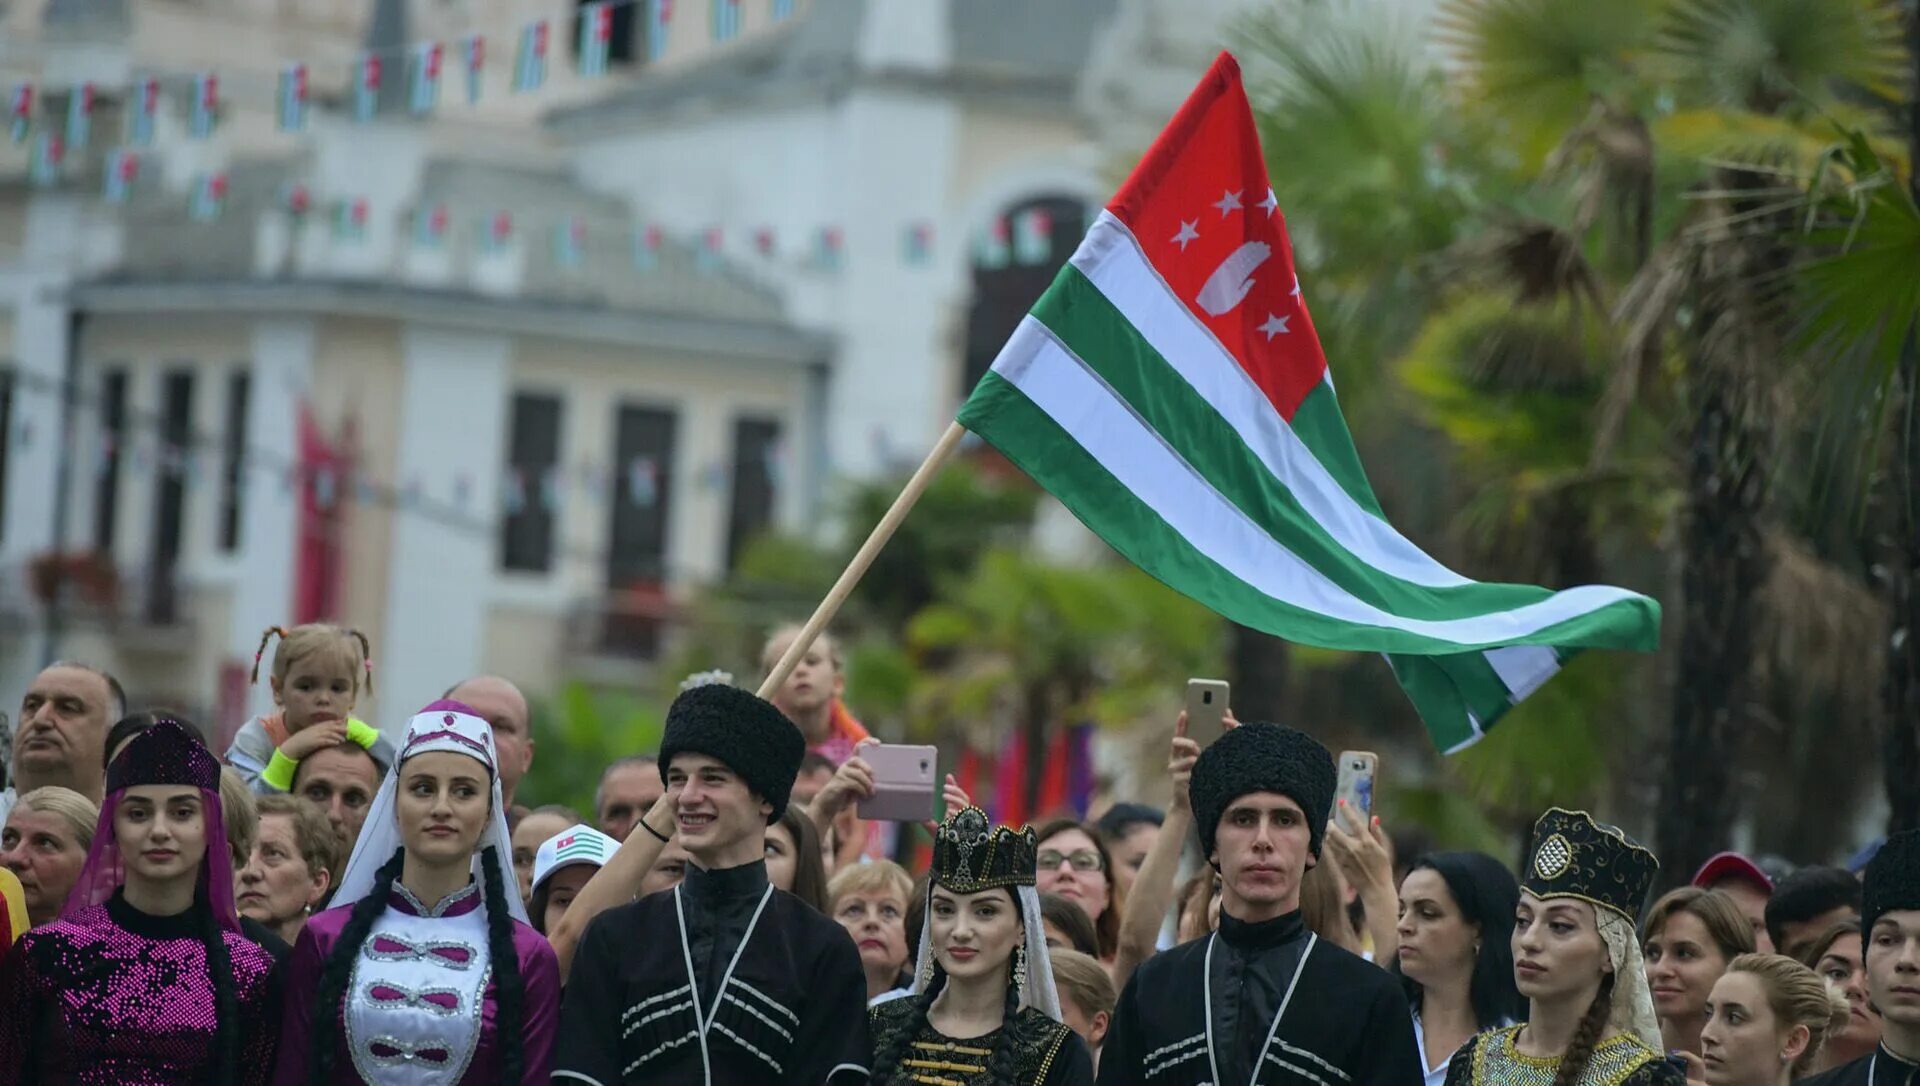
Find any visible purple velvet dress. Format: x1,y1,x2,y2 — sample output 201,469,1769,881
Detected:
270,879,559,1085
0,891,281,1084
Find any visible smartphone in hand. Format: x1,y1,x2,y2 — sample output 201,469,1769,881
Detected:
1332,751,1379,822
1184,678,1230,747
856,744,939,822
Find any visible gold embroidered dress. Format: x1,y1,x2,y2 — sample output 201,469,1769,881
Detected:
1445,1025,1682,1086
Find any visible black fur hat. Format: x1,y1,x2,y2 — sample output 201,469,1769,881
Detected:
1863,828,1920,937
1190,722,1335,861
657,683,805,824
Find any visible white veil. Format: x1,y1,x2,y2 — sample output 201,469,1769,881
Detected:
907,882,1063,1022
330,702,530,924
1598,908,1662,1050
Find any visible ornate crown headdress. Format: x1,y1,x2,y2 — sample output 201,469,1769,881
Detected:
931,807,1037,893
1523,807,1660,923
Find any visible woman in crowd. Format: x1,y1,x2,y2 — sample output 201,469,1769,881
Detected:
1034,818,1123,963
1644,887,1756,1065
0,717,280,1082
272,700,561,1084
237,793,343,946
768,804,830,912
1049,949,1116,1069
1698,953,1850,1086
0,785,97,927
1446,808,1683,1086
1396,852,1528,1086
1041,892,1101,959
829,859,915,1002
508,803,580,902
526,823,618,937
869,807,1093,1086
1795,920,1881,1073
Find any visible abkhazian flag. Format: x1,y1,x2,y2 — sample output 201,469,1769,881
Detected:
189,73,218,138
555,216,586,267
647,0,671,62
513,21,549,93
189,172,227,221
482,210,514,252
954,53,1662,752
632,223,662,270
578,1,613,78
10,83,33,144
130,79,159,146
335,197,369,240
462,35,485,104
354,54,382,121
409,43,443,115
65,83,93,151
29,132,61,187
414,202,449,248
278,64,309,132
103,149,139,203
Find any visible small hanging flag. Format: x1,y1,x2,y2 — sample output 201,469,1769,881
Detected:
554,216,586,268
189,73,218,138
334,197,370,240
540,466,562,510
481,210,514,252
280,181,312,216
502,469,527,515
354,54,382,122
64,83,93,151
711,0,740,42
29,132,63,187
753,226,776,257
903,220,935,265
628,455,659,507
632,223,662,270
975,215,1011,268
278,64,309,131
697,225,723,272
413,202,449,248
410,42,443,115
647,0,672,61
9,84,32,144
1013,207,1053,264
103,149,139,204
513,21,549,92
578,1,613,78
189,172,228,221
815,225,844,270
462,35,486,104
771,0,795,21
129,78,160,146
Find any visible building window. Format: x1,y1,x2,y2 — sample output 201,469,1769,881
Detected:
712,0,741,41
963,194,1088,398
147,368,195,624
219,369,249,553
573,0,646,65
93,368,128,552
0,364,13,542
726,417,781,570
501,392,563,573
603,403,677,658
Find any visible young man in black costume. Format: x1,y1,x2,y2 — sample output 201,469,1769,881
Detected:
1805,829,1920,1086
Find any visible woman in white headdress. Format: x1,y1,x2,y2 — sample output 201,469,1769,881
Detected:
868,806,1093,1086
269,700,560,1085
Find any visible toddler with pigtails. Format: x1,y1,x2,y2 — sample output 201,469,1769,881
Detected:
224,624,397,795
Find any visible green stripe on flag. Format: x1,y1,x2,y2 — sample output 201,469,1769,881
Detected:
554,841,601,863
1288,381,1381,517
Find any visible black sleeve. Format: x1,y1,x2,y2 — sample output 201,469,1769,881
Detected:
1443,1034,1480,1086
552,910,627,1086
1353,976,1423,1086
1625,1056,1690,1086
789,921,873,1085
1094,967,1145,1086
1045,1029,1097,1086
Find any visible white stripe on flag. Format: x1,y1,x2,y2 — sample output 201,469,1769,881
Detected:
1067,211,1474,590
1485,645,1560,700
990,317,1648,650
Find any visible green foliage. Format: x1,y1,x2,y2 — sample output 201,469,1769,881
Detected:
523,681,665,814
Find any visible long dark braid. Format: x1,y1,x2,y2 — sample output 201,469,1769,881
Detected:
982,947,1025,1086
309,848,406,1085
478,845,527,1085
871,967,946,1085
200,899,239,1086
1550,972,1616,1086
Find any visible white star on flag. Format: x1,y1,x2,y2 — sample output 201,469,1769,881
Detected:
1213,189,1242,217
1258,188,1278,215
1291,275,1302,297
1171,220,1200,251
1258,313,1291,340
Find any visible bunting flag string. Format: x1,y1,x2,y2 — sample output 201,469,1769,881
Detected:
129,78,160,146
29,132,62,187
278,64,310,132
65,83,94,151
646,0,672,62
513,20,549,93
189,171,227,221
410,42,444,114
578,1,614,78
189,73,219,138
414,201,450,248
103,149,140,204
9,83,31,144
354,53,382,122
462,35,486,105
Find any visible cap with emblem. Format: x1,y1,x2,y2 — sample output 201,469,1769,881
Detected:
1522,807,1660,923
531,824,620,898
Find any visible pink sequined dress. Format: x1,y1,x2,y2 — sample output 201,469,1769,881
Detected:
0,889,281,1084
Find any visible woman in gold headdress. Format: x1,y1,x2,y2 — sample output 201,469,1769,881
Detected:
1446,808,1685,1086
869,807,1093,1086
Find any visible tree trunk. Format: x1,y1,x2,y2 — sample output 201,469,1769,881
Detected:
1657,383,1770,885
1228,624,1290,723
1883,0,1920,838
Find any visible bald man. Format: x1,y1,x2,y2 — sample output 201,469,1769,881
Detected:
445,675,534,807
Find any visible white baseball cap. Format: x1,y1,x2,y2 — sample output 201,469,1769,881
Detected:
530,824,620,897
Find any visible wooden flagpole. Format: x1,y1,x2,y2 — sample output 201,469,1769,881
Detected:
756,420,969,700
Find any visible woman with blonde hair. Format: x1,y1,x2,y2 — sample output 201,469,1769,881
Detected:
1698,953,1850,1086
828,859,914,1001
0,786,98,927
1644,886,1756,1065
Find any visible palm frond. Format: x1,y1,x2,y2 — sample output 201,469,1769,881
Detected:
1655,0,1911,113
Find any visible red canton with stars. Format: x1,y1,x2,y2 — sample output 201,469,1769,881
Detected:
1106,51,1328,422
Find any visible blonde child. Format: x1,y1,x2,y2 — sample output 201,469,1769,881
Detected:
224,624,396,795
